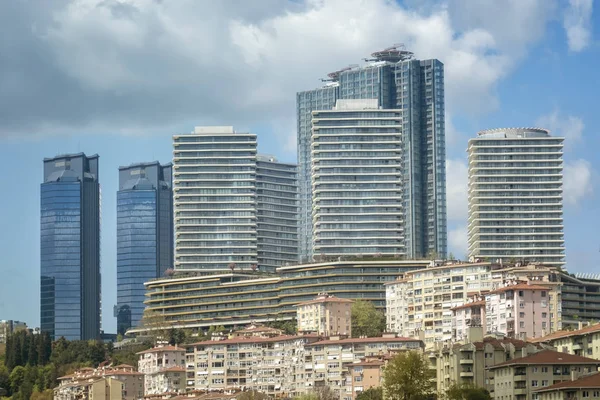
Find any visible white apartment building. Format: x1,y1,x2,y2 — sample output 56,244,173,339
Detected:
467,127,565,267
386,262,495,345
137,345,187,396
296,293,353,336
311,99,405,257
173,126,258,272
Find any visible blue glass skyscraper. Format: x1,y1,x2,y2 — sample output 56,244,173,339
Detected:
41,153,100,341
116,162,173,334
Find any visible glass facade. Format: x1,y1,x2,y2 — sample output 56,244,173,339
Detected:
116,162,173,334
256,155,298,272
40,153,100,341
297,50,447,261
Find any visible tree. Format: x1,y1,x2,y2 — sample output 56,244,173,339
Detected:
237,390,270,400
294,386,337,400
382,351,435,400
445,383,491,400
9,366,25,394
351,300,385,338
357,387,383,400
139,310,171,343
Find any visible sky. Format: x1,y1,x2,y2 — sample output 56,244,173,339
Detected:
0,0,597,334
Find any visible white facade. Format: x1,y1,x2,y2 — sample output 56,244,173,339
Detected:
173,126,258,272
311,99,405,256
137,345,187,396
467,128,565,267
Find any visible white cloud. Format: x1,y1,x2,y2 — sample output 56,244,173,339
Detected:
446,158,468,222
0,0,557,147
564,159,593,206
536,110,584,149
563,0,593,52
448,225,469,259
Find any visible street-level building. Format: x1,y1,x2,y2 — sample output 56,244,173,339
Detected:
489,350,600,400
467,128,565,267
296,293,353,336
137,345,186,396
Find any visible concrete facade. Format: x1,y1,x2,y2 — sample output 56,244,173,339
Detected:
296,293,353,336
137,345,187,396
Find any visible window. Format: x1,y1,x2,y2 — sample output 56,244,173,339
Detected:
519,291,524,297
531,380,538,387
532,367,538,373
520,321,525,328
541,291,547,297
542,367,548,373
583,391,590,398
542,380,548,386
592,391,599,397
542,312,547,318
354,376,363,382
520,302,525,308
520,312,525,318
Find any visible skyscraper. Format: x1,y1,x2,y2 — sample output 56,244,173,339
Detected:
173,126,258,272
41,153,100,340
116,162,173,334
467,128,565,267
312,99,404,256
297,45,447,261
256,155,298,271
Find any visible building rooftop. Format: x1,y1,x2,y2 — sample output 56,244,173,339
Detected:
296,294,354,306
190,334,316,346
475,127,552,139
489,350,600,369
530,323,600,343
306,336,422,346
451,300,486,311
486,282,550,295
535,372,600,392
137,345,186,354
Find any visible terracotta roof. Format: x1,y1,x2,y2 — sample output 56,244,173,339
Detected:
530,323,600,343
190,334,310,346
349,360,385,367
236,326,282,333
306,336,422,346
114,364,135,368
489,350,600,369
536,372,600,392
486,283,549,295
451,300,486,311
136,345,185,354
296,296,354,306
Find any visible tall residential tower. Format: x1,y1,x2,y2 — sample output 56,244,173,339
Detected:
467,128,565,267
41,153,100,340
116,162,173,334
297,46,447,261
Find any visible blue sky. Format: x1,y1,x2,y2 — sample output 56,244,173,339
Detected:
0,0,597,334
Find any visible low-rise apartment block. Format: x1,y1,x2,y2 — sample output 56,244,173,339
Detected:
296,293,353,336
55,365,144,400
137,345,186,396
535,371,600,400
531,322,600,359
183,331,422,400
430,327,545,395
485,282,552,340
489,350,600,400
347,356,386,399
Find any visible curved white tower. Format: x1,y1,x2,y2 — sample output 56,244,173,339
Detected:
467,128,565,267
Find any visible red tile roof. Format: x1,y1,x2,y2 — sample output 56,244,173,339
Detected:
297,295,354,306
451,300,486,311
306,336,422,346
136,345,185,354
489,350,600,369
487,283,549,295
535,372,600,392
190,335,310,346
530,323,600,343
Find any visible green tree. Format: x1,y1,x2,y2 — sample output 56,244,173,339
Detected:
30,388,53,400
351,300,385,338
236,390,270,400
294,386,337,400
0,365,10,395
382,351,435,400
445,383,491,400
357,387,383,400
9,366,25,394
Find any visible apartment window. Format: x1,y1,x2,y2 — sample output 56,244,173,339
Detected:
583,391,590,398
519,312,525,318
519,291,524,297
542,380,548,386
354,376,363,382
531,380,538,387
542,322,547,329
541,291,547,297
541,367,548,373
592,391,599,397
520,321,525,328
532,367,538,373
520,303,525,308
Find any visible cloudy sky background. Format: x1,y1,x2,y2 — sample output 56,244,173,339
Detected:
0,0,597,333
